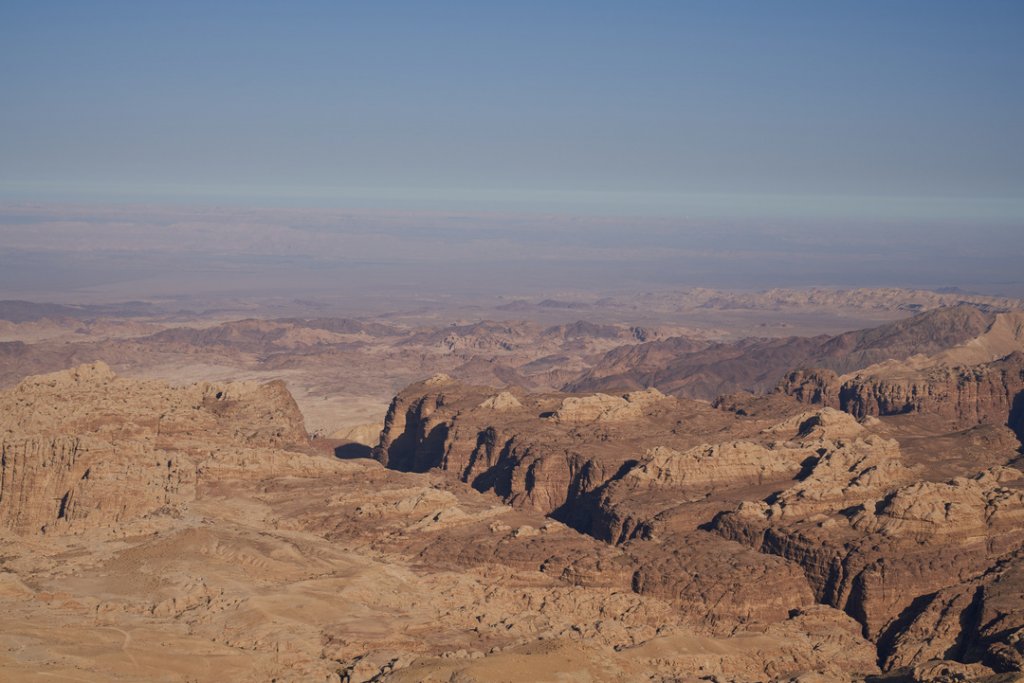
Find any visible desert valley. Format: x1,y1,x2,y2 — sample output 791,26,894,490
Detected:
3,3,1022,681
1,287,1023,682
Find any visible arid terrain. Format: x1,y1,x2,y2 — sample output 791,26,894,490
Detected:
2,287,1024,682
5,0,1022,679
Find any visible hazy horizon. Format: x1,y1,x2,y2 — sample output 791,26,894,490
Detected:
1,202,1021,305
2,2,1022,303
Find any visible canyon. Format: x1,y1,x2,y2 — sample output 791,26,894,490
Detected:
1,288,1023,681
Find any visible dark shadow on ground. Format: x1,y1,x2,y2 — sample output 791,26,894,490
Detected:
334,443,373,460
1010,390,1024,453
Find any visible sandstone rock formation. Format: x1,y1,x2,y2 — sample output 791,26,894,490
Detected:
547,388,667,423
781,351,1024,445
5,300,1024,681
0,361,308,534
0,365,887,682
375,373,1024,680
478,390,522,410
713,457,1024,659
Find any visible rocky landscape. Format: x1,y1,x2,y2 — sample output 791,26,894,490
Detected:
1,288,1018,437
1,289,1024,681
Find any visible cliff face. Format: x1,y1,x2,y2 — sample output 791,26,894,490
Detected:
0,364,885,682
371,378,860,639
880,547,1024,672
781,351,1024,440
839,352,1024,428
375,372,1024,679
0,362,309,534
716,362,1024,650
0,435,197,535
713,461,1024,643
778,368,841,407
372,375,748,517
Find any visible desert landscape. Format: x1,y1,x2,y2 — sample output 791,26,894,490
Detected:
3,2,1023,681
1,288,1023,681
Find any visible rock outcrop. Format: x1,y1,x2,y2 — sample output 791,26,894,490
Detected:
547,388,667,424
375,374,1024,679
0,364,883,682
371,378,756,516
0,362,308,534
881,549,1024,672
714,462,1024,652
839,352,1024,429
781,351,1024,441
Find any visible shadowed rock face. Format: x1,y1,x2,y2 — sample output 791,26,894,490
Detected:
0,365,884,682
5,303,1024,682
839,352,1024,429
374,368,1024,680
781,352,1024,443
371,380,867,637
372,376,763,516
713,463,1024,640
880,549,1024,672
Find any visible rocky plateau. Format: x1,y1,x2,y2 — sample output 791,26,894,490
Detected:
2,291,1024,682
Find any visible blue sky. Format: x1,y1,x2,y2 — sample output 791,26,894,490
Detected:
1,1,1022,219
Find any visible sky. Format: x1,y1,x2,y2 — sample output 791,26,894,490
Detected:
0,2,1022,301
1,1,1022,219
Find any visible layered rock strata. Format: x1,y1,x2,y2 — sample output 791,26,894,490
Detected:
376,376,1024,680
0,361,308,534
0,365,882,682
781,352,1024,440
